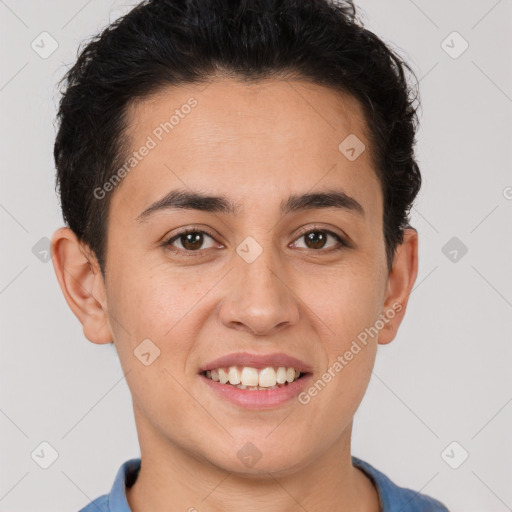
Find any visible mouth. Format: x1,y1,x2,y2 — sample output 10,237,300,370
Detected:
198,352,313,409
201,365,308,391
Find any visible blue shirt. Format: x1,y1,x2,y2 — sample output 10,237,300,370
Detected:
78,457,449,511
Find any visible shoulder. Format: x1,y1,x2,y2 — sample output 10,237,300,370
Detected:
75,458,141,512
77,494,110,512
384,484,450,512
352,456,450,512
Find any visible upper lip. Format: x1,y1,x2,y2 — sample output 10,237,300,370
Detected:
199,351,313,373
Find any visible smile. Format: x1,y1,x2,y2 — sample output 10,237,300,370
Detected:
203,365,302,390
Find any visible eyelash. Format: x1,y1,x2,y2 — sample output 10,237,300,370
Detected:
163,226,348,258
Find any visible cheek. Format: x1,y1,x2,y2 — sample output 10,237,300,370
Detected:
299,281,381,435
108,259,205,340
328,291,383,346
107,267,201,424
305,264,383,397
308,262,385,337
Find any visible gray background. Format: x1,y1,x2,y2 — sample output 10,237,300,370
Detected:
1,1,511,511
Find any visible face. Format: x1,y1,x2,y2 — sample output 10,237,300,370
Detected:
52,77,418,477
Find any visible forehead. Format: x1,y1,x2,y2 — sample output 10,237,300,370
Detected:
112,78,382,223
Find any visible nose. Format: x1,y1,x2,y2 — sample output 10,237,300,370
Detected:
218,244,300,336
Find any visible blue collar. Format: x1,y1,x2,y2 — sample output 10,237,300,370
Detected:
81,456,449,511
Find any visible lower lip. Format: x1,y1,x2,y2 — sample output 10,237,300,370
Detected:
200,373,313,409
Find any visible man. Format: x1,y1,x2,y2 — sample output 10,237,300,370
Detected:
51,0,449,510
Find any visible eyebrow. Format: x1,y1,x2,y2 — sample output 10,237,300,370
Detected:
136,188,365,222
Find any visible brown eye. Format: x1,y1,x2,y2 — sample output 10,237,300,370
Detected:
164,229,218,254
178,231,205,251
304,231,328,249
291,229,347,251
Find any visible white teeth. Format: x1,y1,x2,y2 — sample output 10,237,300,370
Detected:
240,367,259,387
276,367,287,384
205,365,302,388
258,367,276,387
218,368,229,384
228,366,241,385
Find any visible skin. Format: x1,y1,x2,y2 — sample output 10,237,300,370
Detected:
51,77,418,512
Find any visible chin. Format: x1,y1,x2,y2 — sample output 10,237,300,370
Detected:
204,444,310,478
235,457,308,479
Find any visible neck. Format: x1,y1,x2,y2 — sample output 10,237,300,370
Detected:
126,408,380,512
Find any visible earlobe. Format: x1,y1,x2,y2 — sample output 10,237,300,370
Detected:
50,227,113,344
378,227,419,345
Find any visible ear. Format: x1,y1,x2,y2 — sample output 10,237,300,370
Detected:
378,227,419,345
50,227,113,344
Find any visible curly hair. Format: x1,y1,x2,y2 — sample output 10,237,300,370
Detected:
54,0,421,276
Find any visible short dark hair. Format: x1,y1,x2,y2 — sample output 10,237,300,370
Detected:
54,0,421,277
